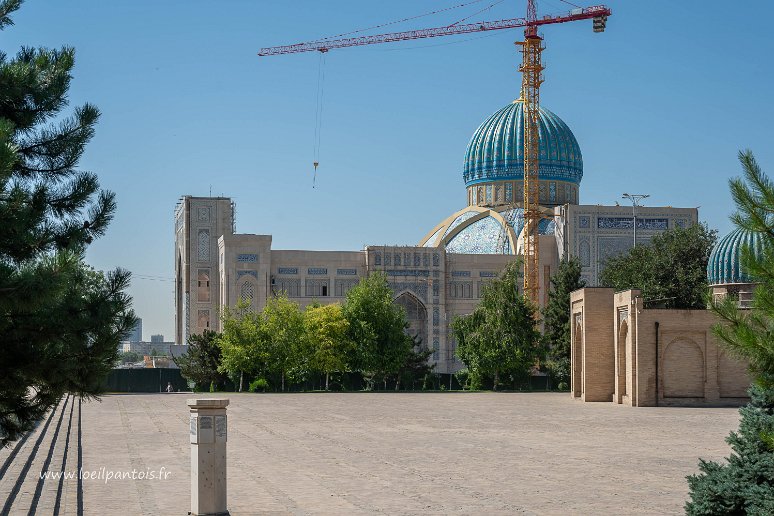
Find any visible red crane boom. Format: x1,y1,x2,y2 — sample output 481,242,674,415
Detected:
257,5,611,56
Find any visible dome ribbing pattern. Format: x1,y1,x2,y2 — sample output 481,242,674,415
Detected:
707,228,766,285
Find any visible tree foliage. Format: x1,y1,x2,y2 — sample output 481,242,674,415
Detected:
174,330,227,391
686,151,774,514
542,257,585,387
217,300,265,392
263,294,307,391
342,272,413,387
0,0,136,447
599,223,717,309
305,303,352,390
452,262,542,390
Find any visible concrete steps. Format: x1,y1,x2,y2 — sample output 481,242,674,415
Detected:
0,395,82,515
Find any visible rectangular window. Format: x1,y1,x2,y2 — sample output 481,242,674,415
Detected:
305,279,330,297
197,269,210,302
276,279,300,297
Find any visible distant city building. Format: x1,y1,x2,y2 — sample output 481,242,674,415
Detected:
126,318,142,342
150,334,164,343
121,340,181,358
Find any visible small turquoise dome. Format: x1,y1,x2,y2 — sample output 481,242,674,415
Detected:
707,228,765,285
463,100,583,187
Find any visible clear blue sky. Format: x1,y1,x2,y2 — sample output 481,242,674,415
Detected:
6,1,774,340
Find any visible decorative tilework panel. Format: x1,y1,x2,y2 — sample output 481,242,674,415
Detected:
579,216,590,229
443,210,479,239
336,268,357,275
240,281,254,302
549,182,556,202
433,270,440,278
446,216,505,255
432,307,440,326
414,253,421,267
579,240,591,267
597,217,669,230
374,252,382,266
433,338,439,361
598,237,633,264
308,268,328,275
394,253,401,266
236,270,257,279
384,253,392,265
197,207,210,222
432,283,439,297
388,282,428,301
432,253,440,267
422,253,429,267
404,253,411,266
278,267,298,275
479,271,498,278
423,226,444,247
452,270,471,277
385,269,430,277
676,219,687,228
197,229,210,261
237,254,257,262
505,182,513,202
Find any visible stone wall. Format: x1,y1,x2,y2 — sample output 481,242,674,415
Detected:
572,288,751,407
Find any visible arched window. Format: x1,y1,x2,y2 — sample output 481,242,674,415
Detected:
197,269,210,302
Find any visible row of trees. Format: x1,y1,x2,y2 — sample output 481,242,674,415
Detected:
176,273,433,392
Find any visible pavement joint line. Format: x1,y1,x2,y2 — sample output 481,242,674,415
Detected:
28,394,72,515
53,394,76,516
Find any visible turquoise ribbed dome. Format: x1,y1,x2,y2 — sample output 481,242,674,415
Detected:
707,228,765,285
463,101,583,187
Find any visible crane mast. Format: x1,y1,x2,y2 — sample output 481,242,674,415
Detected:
258,2,611,306
519,0,543,307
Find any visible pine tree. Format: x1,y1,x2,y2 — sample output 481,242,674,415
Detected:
0,0,136,447
542,257,585,388
175,330,228,391
685,151,774,514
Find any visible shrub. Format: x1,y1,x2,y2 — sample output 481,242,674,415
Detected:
249,378,269,393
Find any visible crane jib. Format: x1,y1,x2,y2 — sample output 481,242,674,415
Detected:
257,6,611,56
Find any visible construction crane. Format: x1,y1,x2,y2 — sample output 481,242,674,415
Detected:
258,2,611,306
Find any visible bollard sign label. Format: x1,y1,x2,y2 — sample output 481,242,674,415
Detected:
215,415,227,442
198,415,214,444
189,415,197,443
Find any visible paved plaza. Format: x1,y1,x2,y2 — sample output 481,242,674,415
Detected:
69,392,742,515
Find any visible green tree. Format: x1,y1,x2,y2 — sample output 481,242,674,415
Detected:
599,223,717,309
0,1,136,447
218,300,266,392
263,294,307,391
453,262,541,390
305,303,352,390
342,272,412,389
542,257,585,388
118,351,141,364
174,330,227,391
685,150,774,514
394,336,434,391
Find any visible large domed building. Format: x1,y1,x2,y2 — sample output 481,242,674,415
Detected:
707,227,765,306
174,99,699,374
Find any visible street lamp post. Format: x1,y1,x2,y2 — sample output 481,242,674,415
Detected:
622,193,649,247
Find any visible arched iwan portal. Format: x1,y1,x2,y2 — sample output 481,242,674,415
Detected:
394,292,428,348
663,339,704,398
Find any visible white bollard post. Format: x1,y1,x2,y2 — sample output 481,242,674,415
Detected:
188,398,229,516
